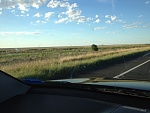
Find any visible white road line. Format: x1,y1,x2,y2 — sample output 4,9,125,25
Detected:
113,59,150,78
142,52,150,57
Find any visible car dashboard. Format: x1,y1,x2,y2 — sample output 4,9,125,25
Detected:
0,71,150,113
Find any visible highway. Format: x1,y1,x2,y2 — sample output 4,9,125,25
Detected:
77,52,150,80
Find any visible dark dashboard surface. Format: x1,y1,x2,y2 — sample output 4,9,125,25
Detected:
0,94,118,113
0,92,149,113
0,71,150,113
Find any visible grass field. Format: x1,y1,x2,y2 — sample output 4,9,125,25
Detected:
0,44,150,80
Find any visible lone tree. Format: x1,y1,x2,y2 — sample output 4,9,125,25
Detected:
91,44,98,51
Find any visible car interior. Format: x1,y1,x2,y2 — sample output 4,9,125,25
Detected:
0,71,149,113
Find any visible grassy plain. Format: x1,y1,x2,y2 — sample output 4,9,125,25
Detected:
0,44,150,80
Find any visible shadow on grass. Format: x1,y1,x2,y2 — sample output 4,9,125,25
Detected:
19,50,150,81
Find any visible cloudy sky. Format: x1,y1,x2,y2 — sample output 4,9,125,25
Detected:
0,0,150,48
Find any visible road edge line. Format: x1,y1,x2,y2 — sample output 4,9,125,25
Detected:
113,59,150,78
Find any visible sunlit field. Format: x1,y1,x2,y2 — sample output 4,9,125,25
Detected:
0,44,150,80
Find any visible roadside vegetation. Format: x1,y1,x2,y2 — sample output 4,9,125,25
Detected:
0,44,150,80
91,44,98,51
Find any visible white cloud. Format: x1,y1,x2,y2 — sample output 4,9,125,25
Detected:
32,3,39,9
20,14,25,17
16,13,30,17
68,16,93,23
106,31,118,34
146,1,149,4
0,31,40,35
115,19,126,23
138,15,143,18
95,15,98,18
66,6,92,23
0,0,47,10
76,16,86,22
11,10,15,13
41,21,47,23
93,26,107,31
11,5,15,8
58,13,62,18
18,4,28,11
32,0,47,9
93,28,98,31
36,20,40,23
105,15,125,24
47,0,77,9
47,0,92,24
15,13,29,17
55,17,68,24
0,0,92,24
0,8,2,10
69,3,78,8
34,13,41,17
0,12,2,15
105,15,116,21
123,22,150,29
45,12,54,20
87,17,93,21
59,1,70,8
64,3,91,23
105,15,110,18
66,9,81,18
95,19,101,23
57,12,67,18
110,15,116,21
143,25,150,28
21,11,25,13
123,22,141,28
11,10,15,14
105,20,111,24
47,0,60,8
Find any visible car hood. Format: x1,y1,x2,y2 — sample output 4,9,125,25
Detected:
48,78,150,91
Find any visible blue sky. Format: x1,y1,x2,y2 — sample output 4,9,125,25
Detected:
0,0,150,48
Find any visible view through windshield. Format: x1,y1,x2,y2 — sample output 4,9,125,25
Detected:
0,0,150,83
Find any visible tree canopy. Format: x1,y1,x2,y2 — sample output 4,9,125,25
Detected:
91,44,98,51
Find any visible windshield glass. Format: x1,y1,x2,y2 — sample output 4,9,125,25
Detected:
0,0,150,84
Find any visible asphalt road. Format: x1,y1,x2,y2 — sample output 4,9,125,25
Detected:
77,52,150,80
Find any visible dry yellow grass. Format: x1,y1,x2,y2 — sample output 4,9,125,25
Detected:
59,47,148,63
0,45,150,79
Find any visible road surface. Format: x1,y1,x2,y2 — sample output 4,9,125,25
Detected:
76,52,150,80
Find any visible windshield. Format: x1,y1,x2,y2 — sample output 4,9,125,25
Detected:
0,0,150,84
